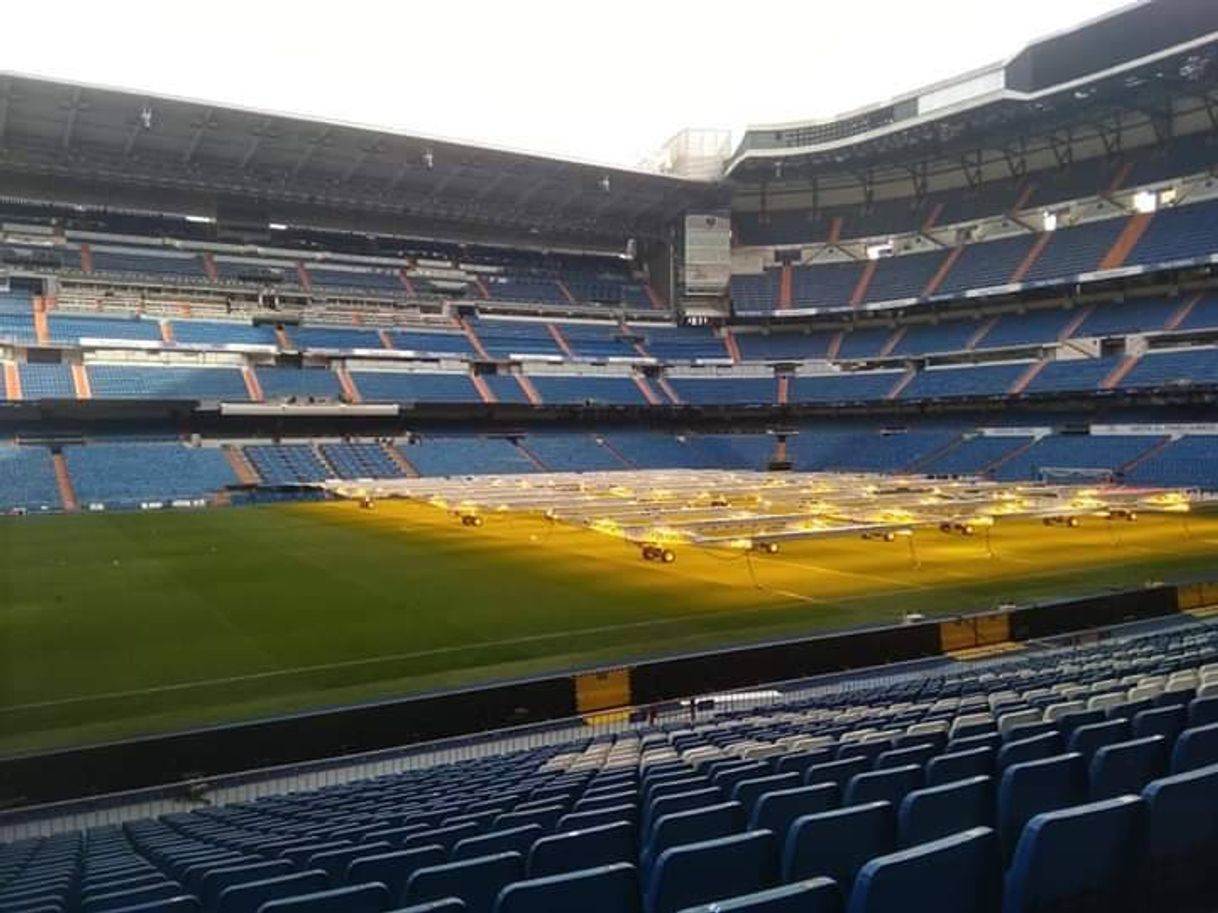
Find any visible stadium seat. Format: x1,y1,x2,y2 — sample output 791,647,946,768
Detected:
387,902,468,913
781,801,895,884
452,826,542,862
83,884,184,913
101,899,199,913
996,754,1086,859
674,877,841,913
218,872,330,913
347,848,447,898
843,764,922,807
1131,705,1188,742
557,805,638,832
258,883,390,913
806,757,869,789
643,802,744,872
645,830,777,913
1066,718,1130,761
731,773,800,814
897,775,993,847
997,732,1063,770
309,843,392,884
644,788,720,837
201,862,295,907
404,852,524,913
1003,796,1145,913
748,783,839,835
527,821,634,877
847,827,1001,913
1188,697,1218,727
493,862,640,913
1088,736,1168,800
1170,722,1218,773
1141,763,1218,907
925,747,993,786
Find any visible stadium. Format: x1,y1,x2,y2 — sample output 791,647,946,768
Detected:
4,1,1218,911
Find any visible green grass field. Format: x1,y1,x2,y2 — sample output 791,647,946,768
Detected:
2,499,1218,756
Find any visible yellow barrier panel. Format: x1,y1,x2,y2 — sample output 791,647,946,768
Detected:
1177,581,1218,612
975,613,1011,646
574,668,631,714
940,613,1012,653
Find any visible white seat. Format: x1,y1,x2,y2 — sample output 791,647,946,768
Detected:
1044,700,1087,722
1087,693,1125,713
998,709,1043,736
949,712,993,738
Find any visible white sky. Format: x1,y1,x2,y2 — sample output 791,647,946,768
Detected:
7,0,1131,168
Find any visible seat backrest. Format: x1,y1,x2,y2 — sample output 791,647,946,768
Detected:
218,872,330,913
346,847,445,899
101,898,199,913
806,757,869,790
1188,697,1218,727
1141,761,1218,907
526,821,634,878
997,732,1063,770
83,883,183,913
644,802,744,872
452,826,543,862
781,801,896,885
1131,705,1187,742
258,883,389,913
847,827,1000,913
897,776,994,848
645,830,777,913
748,783,840,837
1066,719,1130,761
557,804,637,833
997,753,1086,860
874,744,935,771
388,899,468,912
1003,796,1145,913
925,747,993,787
644,788,720,838
404,852,524,913
404,824,478,853
1088,736,1167,801
492,806,563,833
731,774,801,815
309,844,392,885
671,877,841,913
1171,722,1218,774
843,765,923,808
774,748,836,777
493,862,639,913
201,862,294,908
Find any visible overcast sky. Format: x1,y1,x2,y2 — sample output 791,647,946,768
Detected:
7,0,1131,168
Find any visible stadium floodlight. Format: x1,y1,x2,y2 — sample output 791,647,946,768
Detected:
268,222,288,231
1042,211,1058,232
600,175,611,193
1133,191,1158,214
422,149,434,169
184,214,214,224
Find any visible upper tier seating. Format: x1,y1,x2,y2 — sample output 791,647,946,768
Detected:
348,372,477,403
733,331,835,362
530,375,648,406
637,325,726,361
291,326,385,351
87,365,250,400
791,261,866,310
66,442,237,506
937,236,1034,297
1122,348,1218,388
1128,199,1218,267
90,249,205,280
863,250,949,304
791,372,901,403
171,321,278,347
476,321,564,359
668,377,775,405
47,314,161,346
18,363,74,398
1022,220,1125,283
258,367,344,401
306,267,404,294
899,364,1026,399
8,621,1218,913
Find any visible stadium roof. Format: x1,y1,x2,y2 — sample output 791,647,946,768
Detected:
0,72,726,251
726,0,1218,184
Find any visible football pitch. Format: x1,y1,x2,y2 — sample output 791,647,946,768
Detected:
2,498,1217,756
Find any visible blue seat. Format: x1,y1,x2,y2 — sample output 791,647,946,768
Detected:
218,872,330,913
948,733,1000,754
1066,719,1130,761
925,747,993,786
713,764,770,795
493,806,563,832
493,862,639,913
527,821,634,877
347,847,447,898
1154,688,1195,709
645,830,777,913
405,824,479,853
997,732,1063,770
310,844,392,885
102,900,199,913
732,774,800,815
774,749,835,777
897,776,993,848
452,826,542,862
781,801,895,884
645,789,720,837
997,754,1086,859
201,862,295,907
748,783,839,835
644,777,705,809
1171,722,1218,773
386,901,467,913
1131,705,1187,742
1088,736,1167,800
558,804,638,832
1003,722,1056,744
282,842,352,867
1004,796,1145,913
643,802,744,872
673,877,841,913
1142,763,1218,906
806,758,869,790
1056,709,1105,738
847,827,1001,913
259,884,389,913
83,884,183,913
836,741,892,764
404,852,524,913
1188,697,1218,727
875,744,935,770
843,765,922,807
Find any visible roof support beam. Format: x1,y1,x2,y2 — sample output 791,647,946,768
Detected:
182,108,216,164
240,117,276,170
0,78,13,145
61,87,83,150
292,127,332,177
